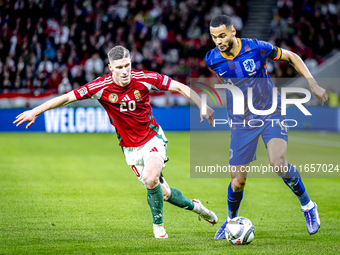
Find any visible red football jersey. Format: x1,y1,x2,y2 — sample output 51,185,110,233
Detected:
73,69,171,147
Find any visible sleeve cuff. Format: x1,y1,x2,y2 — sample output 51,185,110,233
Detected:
273,47,282,61
74,90,81,100
162,75,171,91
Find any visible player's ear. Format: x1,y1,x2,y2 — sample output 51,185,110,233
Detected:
232,26,236,36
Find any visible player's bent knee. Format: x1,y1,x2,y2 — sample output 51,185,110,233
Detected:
143,157,163,189
143,176,159,189
231,178,246,192
269,156,286,169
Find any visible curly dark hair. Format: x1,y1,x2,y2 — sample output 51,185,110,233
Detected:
210,15,233,28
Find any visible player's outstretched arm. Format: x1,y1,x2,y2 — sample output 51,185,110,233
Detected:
168,80,215,126
280,49,328,105
13,91,77,129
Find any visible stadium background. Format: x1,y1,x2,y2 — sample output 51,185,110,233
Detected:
0,0,340,254
0,0,340,131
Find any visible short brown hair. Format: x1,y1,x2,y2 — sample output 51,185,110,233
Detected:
107,46,130,62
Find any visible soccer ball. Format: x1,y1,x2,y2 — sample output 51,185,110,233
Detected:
225,217,255,245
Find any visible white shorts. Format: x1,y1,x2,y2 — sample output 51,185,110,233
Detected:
122,126,168,185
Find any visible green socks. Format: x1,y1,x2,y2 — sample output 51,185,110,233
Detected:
147,186,195,224
167,188,194,210
147,184,164,224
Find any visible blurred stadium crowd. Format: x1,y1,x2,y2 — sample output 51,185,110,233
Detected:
0,0,339,106
268,0,340,78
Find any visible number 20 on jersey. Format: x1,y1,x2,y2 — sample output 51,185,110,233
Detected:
120,101,136,112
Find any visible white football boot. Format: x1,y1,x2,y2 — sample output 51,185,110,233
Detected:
153,224,168,238
192,199,218,224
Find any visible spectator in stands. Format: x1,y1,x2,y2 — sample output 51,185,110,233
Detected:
32,42,43,64
46,18,60,45
58,69,72,95
151,17,168,41
84,53,104,82
47,69,62,94
9,29,20,55
222,2,234,16
1,0,338,108
16,56,25,76
130,44,144,67
2,78,11,92
231,10,243,36
187,16,202,39
304,51,318,75
22,65,34,92
269,0,340,78
37,55,53,79
13,75,22,92
43,42,56,61
72,66,86,90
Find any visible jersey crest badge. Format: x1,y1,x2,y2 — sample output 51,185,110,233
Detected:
108,93,118,103
77,87,88,97
134,90,141,100
243,59,256,73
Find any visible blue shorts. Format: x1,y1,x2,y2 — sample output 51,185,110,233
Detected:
229,117,288,165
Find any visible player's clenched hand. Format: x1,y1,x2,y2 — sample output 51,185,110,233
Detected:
310,84,328,105
13,110,38,129
200,106,215,126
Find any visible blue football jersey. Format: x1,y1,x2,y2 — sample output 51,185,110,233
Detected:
205,38,283,129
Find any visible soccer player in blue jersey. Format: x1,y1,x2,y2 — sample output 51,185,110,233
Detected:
205,15,328,238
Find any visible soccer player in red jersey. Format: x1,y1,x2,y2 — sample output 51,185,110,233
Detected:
14,46,217,238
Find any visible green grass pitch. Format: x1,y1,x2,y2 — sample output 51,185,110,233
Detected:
0,131,339,254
